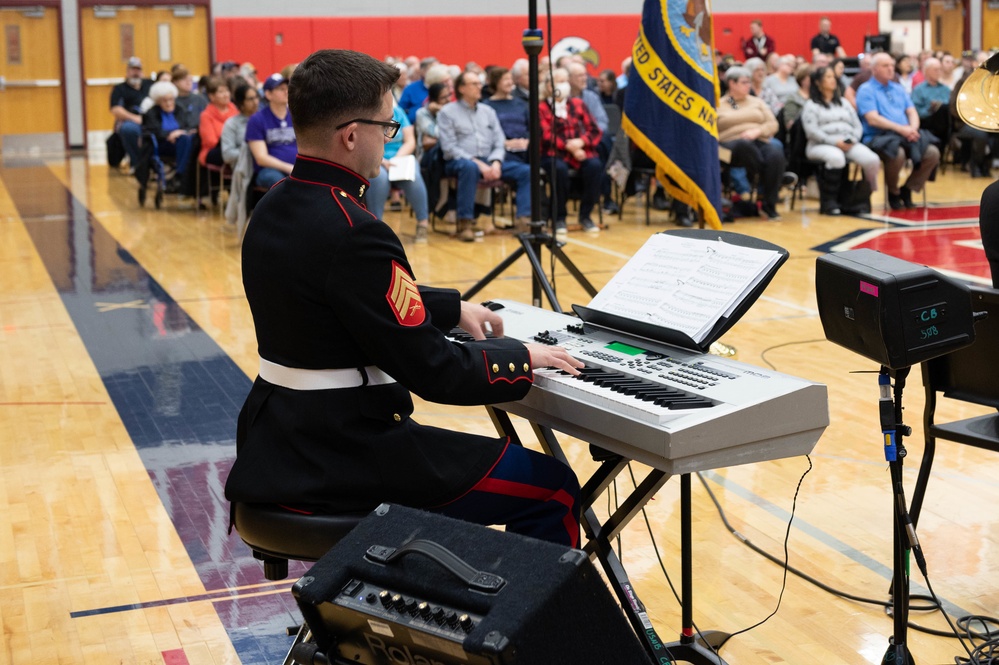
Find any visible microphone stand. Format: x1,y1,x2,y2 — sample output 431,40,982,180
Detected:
878,366,922,665
461,0,596,312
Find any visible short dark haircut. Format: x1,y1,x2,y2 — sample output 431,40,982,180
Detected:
289,49,399,147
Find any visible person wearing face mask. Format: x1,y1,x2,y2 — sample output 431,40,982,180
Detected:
539,68,603,241
110,57,153,173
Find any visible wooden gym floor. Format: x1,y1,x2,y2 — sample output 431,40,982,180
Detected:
0,152,996,665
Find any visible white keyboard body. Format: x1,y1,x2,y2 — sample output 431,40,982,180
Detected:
482,299,829,475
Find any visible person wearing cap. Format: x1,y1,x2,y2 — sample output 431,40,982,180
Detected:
224,48,583,547
110,56,153,171
399,56,439,124
245,74,297,189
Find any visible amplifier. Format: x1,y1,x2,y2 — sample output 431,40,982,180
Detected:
292,504,652,665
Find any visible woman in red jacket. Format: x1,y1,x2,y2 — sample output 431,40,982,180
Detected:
198,76,238,167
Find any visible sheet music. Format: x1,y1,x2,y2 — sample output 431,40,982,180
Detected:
388,154,417,182
587,234,781,343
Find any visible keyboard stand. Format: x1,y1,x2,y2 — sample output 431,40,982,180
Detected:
487,407,731,665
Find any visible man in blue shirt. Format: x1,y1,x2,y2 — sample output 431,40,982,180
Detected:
399,57,438,124
857,52,940,210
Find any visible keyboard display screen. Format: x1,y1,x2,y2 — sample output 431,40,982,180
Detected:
606,341,646,356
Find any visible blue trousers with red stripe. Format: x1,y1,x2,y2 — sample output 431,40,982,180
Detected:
432,442,581,548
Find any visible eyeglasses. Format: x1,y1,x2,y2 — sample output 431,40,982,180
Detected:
335,118,401,138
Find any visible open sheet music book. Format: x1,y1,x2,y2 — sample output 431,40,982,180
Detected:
586,233,782,345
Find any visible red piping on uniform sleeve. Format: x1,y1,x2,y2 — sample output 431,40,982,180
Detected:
481,349,533,385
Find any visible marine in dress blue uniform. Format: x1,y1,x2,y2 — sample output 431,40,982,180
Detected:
224,49,582,546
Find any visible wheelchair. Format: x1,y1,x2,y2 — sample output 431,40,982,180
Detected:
134,130,195,209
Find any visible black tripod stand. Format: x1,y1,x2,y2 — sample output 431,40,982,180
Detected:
878,366,925,665
460,1,596,312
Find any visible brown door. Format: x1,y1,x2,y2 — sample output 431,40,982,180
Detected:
930,0,965,56
81,5,209,134
0,6,64,148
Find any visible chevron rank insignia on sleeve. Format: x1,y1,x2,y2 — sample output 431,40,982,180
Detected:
386,261,426,326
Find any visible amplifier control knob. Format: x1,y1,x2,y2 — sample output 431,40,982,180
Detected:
404,598,418,615
379,591,392,607
432,607,446,624
418,602,431,619
391,594,404,611
445,611,459,628
459,614,474,632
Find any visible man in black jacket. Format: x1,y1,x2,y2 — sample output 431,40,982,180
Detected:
225,49,583,546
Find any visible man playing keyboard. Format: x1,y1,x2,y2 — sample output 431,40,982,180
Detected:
225,49,584,547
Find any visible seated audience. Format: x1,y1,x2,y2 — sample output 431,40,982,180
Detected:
415,82,450,162
597,69,621,107
511,58,531,101
801,66,881,214
365,103,431,243
199,76,238,167
896,54,916,93
539,68,603,240
171,64,208,121
857,53,940,210
142,81,197,189
763,55,800,113
781,65,812,131
718,66,786,220
438,71,532,241
399,57,438,123
482,67,533,229
245,74,296,189
109,57,152,171
911,58,951,122
221,84,260,166
745,57,780,115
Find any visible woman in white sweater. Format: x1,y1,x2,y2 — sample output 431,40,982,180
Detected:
801,66,881,214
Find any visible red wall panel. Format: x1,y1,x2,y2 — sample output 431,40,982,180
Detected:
215,11,880,82
271,19,316,71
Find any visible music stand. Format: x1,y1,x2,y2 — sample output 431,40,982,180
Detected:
461,0,596,312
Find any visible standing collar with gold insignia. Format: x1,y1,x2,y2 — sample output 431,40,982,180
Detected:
291,154,371,200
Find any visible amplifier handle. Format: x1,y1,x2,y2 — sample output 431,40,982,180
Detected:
366,540,507,593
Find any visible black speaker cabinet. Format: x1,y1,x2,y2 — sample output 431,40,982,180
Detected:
292,503,652,665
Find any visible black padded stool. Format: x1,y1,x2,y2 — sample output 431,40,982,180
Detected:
232,502,368,580
232,503,369,664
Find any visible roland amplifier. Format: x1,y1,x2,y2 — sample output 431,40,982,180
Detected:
291,504,652,665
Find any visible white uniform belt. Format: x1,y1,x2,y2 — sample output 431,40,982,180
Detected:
258,357,396,390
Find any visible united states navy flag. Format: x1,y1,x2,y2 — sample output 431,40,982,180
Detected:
624,0,722,229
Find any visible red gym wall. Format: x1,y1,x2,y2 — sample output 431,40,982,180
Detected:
215,12,879,79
